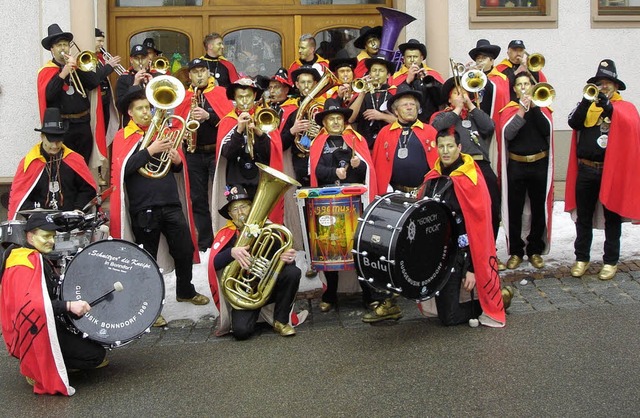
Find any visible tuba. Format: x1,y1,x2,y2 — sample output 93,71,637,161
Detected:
376,7,416,63
294,70,340,155
220,163,301,310
137,75,187,178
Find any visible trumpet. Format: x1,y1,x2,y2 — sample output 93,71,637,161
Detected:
352,77,380,94
99,47,127,76
583,83,600,102
151,56,170,74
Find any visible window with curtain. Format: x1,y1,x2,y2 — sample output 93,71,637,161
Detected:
223,29,282,78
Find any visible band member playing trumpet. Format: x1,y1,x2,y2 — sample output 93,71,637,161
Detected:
417,129,508,328
565,60,640,280
309,99,380,312
172,58,233,251
37,24,111,166
389,39,444,123
352,25,382,78
8,108,97,220
349,55,397,150
431,77,503,269
115,44,158,127
200,33,239,88
111,90,210,328
1,213,108,396
498,73,554,271
325,58,359,106
208,186,302,339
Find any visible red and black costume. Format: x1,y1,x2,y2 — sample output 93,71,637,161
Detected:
389,65,444,123
287,55,329,85
199,55,239,88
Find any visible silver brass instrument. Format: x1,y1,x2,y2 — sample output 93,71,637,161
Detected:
220,163,301,310
138,75,187,178
99,47,127,76
151,56,170,74
184,88,202,153
294,70,340,155
583,83,600,102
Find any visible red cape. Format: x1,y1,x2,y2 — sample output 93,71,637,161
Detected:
372,120,438,194
354,51,371,79
172,80,233,125
424,154,506,324
0,248,75,395
110,122,199,263
389,65,445,86
37,61,107,165
8,143,97,220
287,56,330,84
309,127,378,203
497,102,554,254
565,98,640,220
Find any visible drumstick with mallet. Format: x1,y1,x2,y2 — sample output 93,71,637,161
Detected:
89,281,124,307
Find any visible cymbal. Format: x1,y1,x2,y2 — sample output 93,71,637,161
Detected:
17,208,60,215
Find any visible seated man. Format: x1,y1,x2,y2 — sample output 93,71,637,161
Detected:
0,213,107,396
418,129,509,327
208,186,301,340
8,107,97,219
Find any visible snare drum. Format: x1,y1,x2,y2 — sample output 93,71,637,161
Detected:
353,192,457,301
59,239,165,348
0,220,27,247
296,185,366,271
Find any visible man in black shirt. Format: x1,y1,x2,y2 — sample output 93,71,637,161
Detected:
200,33,239,88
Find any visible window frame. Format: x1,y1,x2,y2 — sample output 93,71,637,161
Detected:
469,0,558,29
592,0,640,27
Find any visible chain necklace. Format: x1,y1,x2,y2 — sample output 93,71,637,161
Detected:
45,152,63,210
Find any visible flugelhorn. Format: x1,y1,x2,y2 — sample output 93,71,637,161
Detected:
138,75,187,179
220,163,301,310
583,83,600,102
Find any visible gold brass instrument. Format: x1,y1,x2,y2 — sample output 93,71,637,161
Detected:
65,41,99,98
220,163,301,310
351,77,380,94
245,107,281,159
138,75,187,178
520,82,555,111
526,52,545,73
294,70,340,155
460,68,487,93
99,47,127,76
184,88,202,153
151,56,170,74
583,83,600,102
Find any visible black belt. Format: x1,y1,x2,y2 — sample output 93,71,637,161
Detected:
193,144,216,153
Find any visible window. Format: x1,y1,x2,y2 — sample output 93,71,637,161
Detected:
314,28,361,61
130,30,191,73
117,0,202,6
469,0,557,29
592,0,640,26
300,0,385,4
223,30,282,78
598,0,640,15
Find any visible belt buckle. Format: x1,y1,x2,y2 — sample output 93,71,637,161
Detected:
526,154,535,163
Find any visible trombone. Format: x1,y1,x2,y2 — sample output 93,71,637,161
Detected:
99,47,127,76
66,41,99,98
525,52,545,73
151,56,170,74
246,107,281,159
519,82,555,111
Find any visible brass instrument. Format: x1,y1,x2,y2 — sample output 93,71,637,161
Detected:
460,68,487,93
526,52,545,73
583,83,600,102
245,107,281,159
99,47,127,76
151,56,170,74
65,41,99,98
294,70,340,155
138,75,187,178
184,88,202,153
220,163,301,310
352,77,380,94
520,82,555,111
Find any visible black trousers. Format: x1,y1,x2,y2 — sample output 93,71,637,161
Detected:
322,271,386,306
507,157,549,257
56,322,106,369
231,264,301,340
477,160,501,241
435,254,480,326
574,163,622,264
130,205,197,299
185,152,216,251
64,121,93,165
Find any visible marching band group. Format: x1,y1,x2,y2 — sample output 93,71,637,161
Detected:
2,14,640,395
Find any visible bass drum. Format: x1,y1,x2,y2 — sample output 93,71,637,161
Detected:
60,239,165,348
353,192,457,301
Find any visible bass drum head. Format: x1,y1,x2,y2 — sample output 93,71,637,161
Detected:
60,239,165,347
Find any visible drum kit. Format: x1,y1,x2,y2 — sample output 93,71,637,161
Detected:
0,192,165,348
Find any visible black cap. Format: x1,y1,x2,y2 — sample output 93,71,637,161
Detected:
354,26,382,50
218,185,252,219
143,37,162,54
188,58,207,71
586,59,626,91
387,83,423,110
26,213,59,232
95,28,105,37
398,39,427,59
468,39,501,60
41,24,73,50
314,98,353,125
508,40,526,49
130,44,146,57
34,108,68,142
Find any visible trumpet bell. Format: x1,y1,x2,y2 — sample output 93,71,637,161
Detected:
151,56,170,73
530,82,555,108
77,50,98,72
461,70,487,93
527,52,545,73
146,75,186,109
583,83,599,102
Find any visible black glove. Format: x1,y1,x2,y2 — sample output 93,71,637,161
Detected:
595,92,613,113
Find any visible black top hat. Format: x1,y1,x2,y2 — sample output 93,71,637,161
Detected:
188,58,207,71
95,28,105,38
441,77,467,103
41,24,73,50
290,65,322,83
468,39,501,60
387,83,423,110
364,55,395,74
218,185,252,220
329,57,357,73
26,212,59,232
143,37,162,55
508,39,526,50
118,87,147,115
354,26,382,50
586,59,626,91
130,44,147,57
34,108,68,141
226,77,263,100
314,98,353,125
398,39,427,59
